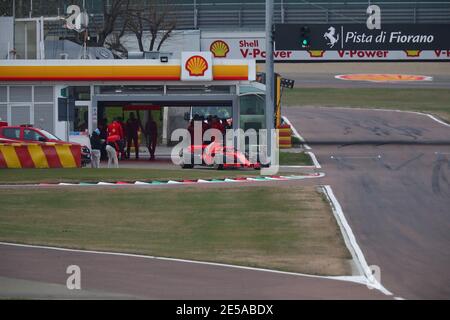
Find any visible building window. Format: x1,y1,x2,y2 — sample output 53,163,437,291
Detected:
166,85,233,95
71,105,89,133
2,128,20,139
34,86,54,103
34,104,54,133
97,85,164,95
0,87,6,102
69,86,91,101
23,129,45,142
239,95,266,131
9,86,32,102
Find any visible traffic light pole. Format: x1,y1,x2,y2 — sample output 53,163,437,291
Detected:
265,0,274,158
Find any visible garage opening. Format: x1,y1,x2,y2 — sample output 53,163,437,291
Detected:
95,100,233,162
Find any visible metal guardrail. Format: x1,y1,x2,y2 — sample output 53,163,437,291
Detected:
2,1,449,31
188,2,450,29
158,1,450,29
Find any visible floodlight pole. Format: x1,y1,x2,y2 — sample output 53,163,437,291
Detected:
265,0,275,156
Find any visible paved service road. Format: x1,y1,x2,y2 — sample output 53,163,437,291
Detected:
285,107,450,299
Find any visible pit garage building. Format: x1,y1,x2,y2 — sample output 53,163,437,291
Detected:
0,52,267,150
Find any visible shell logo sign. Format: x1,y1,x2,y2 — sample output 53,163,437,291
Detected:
308,50,325,58
404,50,422,57
0,52,254,82
181,52,213,81
210,40,230,58
185,55,209,76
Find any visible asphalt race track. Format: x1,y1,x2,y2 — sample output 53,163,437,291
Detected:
0,243,387,299
274,63,450,88
283,72,450,89
285,107,450,299
1,107,449,299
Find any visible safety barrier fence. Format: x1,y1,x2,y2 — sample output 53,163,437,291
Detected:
27,1,450,38
277,124,292,149
0,142,81,169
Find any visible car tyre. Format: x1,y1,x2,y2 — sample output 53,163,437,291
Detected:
213,163,224,170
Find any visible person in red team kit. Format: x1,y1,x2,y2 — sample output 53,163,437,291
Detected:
107,117,124,140
107,117,125,159
126,112,143,159
145,113,158,161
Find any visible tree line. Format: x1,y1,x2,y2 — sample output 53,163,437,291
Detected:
0,0,177,58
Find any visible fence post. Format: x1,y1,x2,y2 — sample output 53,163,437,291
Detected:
193,0,198,29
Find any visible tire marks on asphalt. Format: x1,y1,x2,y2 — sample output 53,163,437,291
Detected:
432,152,450,195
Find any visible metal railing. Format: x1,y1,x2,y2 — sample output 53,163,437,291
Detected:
2,1,449,31
188,1,450,29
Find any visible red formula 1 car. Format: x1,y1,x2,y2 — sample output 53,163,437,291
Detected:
179,142,261,170
0,123,91,167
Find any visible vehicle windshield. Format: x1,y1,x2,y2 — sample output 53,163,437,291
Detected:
39,130,61,141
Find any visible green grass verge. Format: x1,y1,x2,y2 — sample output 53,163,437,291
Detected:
282,88,450,122
0,186,351,276
0,168,259,184
279,151,313,166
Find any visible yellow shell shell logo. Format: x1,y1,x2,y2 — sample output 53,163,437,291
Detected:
308,50,325,58
210,40,230,58
185,55,209,76
405,50,421,57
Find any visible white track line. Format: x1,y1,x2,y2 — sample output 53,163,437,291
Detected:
0,241,376,289
282,116,312,150
279,165,316,169
282,116,323,170
421,113,450,128
321,185,393,296
306,151,322,169
315,106,450,128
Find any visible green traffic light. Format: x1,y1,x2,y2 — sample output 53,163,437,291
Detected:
300,25,311,47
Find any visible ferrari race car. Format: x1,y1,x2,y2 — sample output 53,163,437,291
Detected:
179,142,261,170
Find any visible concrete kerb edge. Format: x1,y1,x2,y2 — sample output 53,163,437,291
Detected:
321,185,394,297
281,116,322,169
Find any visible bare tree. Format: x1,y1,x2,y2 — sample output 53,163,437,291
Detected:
96,0,130,46
148,0,176,51
0,0,11,16
126,9,145,52
105,32,128,58
127,0,176,52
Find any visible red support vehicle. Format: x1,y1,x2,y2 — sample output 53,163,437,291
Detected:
0,123,91,167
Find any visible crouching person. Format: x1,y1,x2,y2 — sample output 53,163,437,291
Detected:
106,135,120,169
